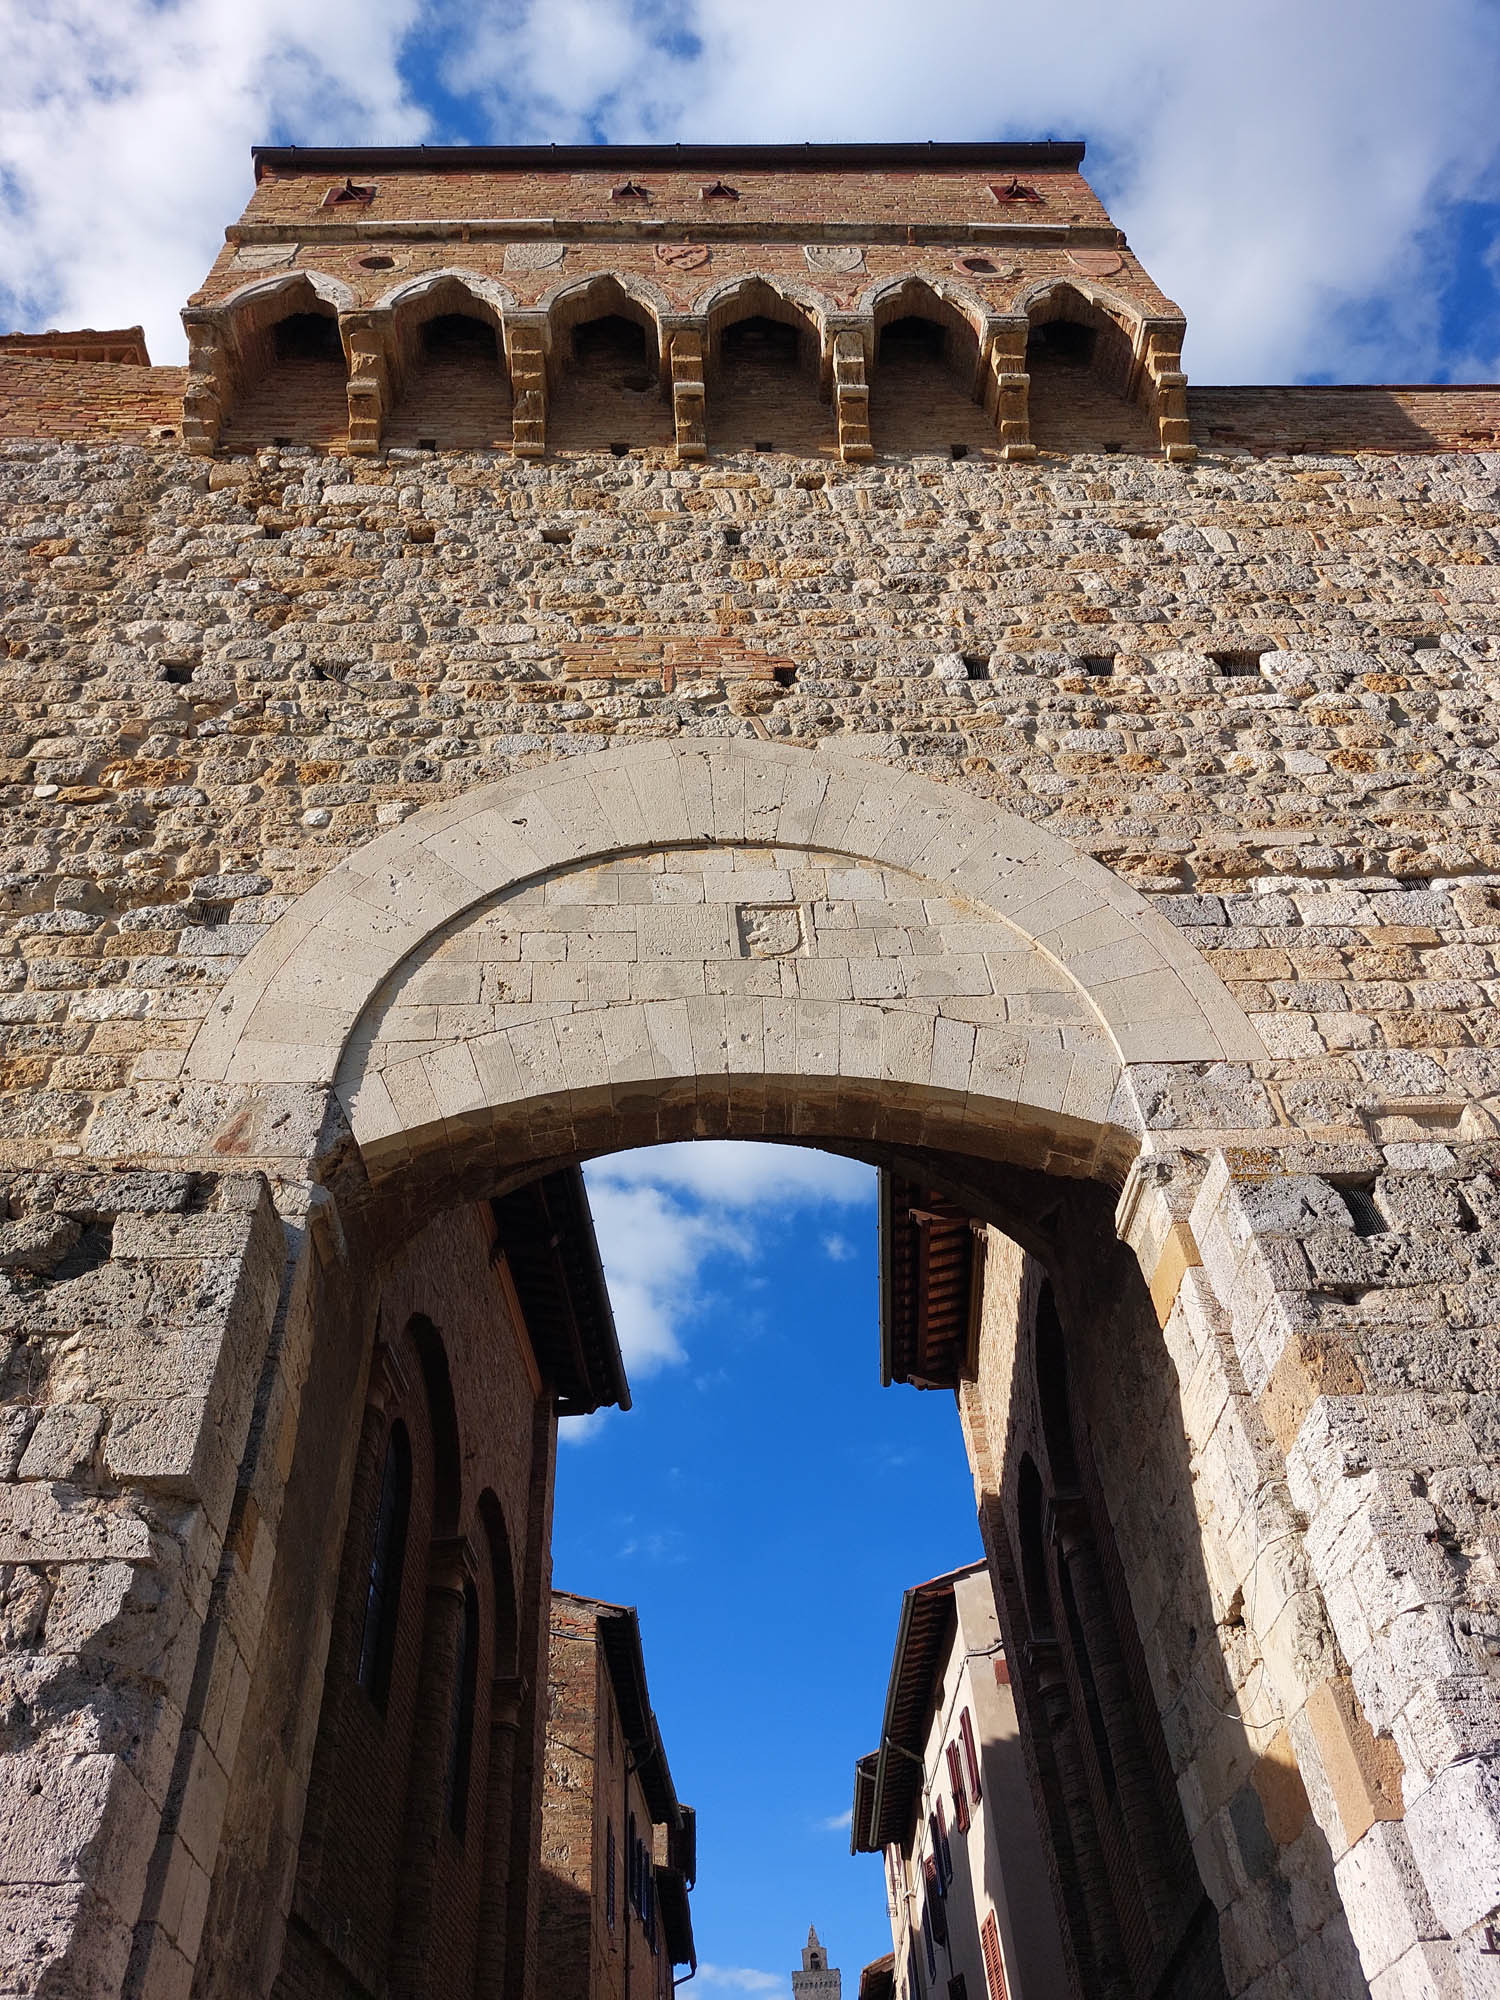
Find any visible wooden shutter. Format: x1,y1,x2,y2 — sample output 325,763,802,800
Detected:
606,1820,616,1933
947,1741,970,1832
961,1706,983,1802
980,1913,1009,2000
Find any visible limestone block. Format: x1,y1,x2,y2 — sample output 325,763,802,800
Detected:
1403,1753,1500,1939
19,1404,103,1482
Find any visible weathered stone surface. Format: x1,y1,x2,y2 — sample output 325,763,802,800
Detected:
2,142,1499,2000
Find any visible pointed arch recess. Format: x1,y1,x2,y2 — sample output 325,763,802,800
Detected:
217,269,359,317
186,741,1261,1183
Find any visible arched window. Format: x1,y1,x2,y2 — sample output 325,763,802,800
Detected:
446,1579,480,1837
357,1421,412,1711
1035,1283,1081,1489
1016,1456,1053,1641
1058,1558,1117,1799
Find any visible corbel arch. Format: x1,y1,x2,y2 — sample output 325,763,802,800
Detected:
374,268,516,320
1015,277,1169,456
865,273,990,351
217,268,360,318
538,269,670,380
188,271,355,454
697,272,827,365
369,272,515,453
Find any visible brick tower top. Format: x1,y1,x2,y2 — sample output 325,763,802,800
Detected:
177,140,1197,462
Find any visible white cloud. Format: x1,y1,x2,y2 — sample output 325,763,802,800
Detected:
0,0,429,361
815,1808,853,1832
560,1144,874,1432
822,1233,856,1263
595,1140,874,1208
439,0,1500,382
8,3,1496,386
696,1970,789,1996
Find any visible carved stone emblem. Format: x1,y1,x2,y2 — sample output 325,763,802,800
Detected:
737,904,805,958
1068,250,1123,279
803,244,866,274
503,242,566,271
656,242,710,270
233,245,299,270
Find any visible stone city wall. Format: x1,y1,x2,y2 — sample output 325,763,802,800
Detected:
1,411,1500,2000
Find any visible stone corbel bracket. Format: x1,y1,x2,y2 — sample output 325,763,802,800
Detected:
341,310,393,458
503,311,550,458
659,316,707,461
180,308,231,457
824,316,874,463
980,315,1036,460
1135,316,1196,463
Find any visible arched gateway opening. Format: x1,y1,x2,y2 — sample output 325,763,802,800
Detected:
149,741,1375,2000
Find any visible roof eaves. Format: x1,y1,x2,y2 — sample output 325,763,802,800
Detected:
251,141,1087,179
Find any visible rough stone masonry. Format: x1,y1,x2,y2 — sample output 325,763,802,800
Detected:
0,141,1499,2000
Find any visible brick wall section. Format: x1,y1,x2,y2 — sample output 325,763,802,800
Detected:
1189,385,1500,454
539,1596,673,2000
270,1201,550,2000
0,357,186,441
235,165,1116,234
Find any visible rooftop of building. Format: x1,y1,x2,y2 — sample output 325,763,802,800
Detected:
491,1167,629,1416
851,1560,993,1855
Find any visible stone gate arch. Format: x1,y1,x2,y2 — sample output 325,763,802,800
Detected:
75,742,1457,2000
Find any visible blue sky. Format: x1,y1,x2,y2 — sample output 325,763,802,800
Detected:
3,0,1500,382
560,1143,977,1995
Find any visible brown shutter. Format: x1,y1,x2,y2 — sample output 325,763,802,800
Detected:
979,1913,1008,2000
961,1706,983,1802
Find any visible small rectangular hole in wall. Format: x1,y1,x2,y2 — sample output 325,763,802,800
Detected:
962,654,990,680
418,438,438,453
722,527,742,547
1336,1183,1388,1237
772,666,796,688
1080,654,1115,677
754,440,775,453
273,436,292,447
541,528,572,545
163,663,194,685
950,443,969,460
1102,440,1122,454
1412,634,1442,651
609,443,630,458
1208,649,1264,676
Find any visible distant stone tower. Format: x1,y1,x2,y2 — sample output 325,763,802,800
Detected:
793,1926,841,2000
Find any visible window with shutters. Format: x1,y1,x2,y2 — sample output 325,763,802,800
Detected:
931,1803,953,1888
979,1913,1009,2000
924,1856,948,1944
357,1421,411,1712
947,1741,970,1833
947,1978,969,2000
923,1887,939,1982
960,1707,982,1803
606,1819,616,1933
